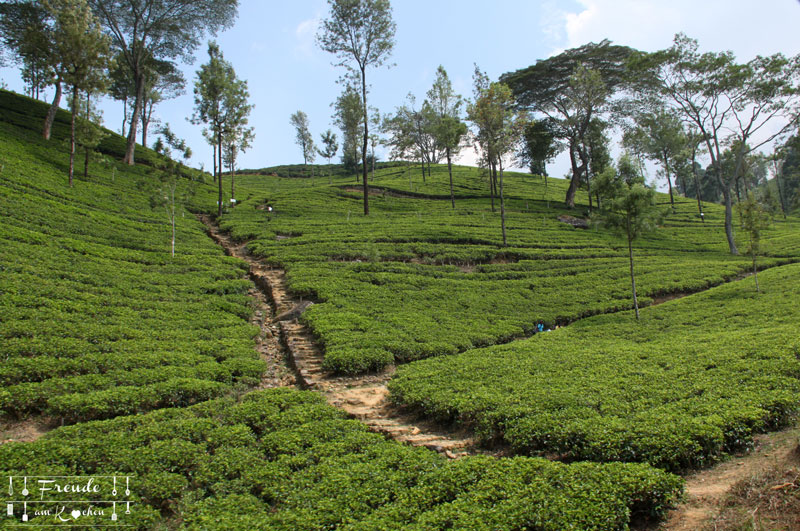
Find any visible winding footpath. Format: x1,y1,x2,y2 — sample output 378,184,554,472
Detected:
199,215,479,458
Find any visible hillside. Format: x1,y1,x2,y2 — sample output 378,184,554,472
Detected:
0,91,688,529
2,89,800,529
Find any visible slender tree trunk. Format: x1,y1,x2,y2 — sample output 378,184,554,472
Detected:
43,79,62,140
231,157,236,200
489,158,497,213
447,150,455,209
217,135,223,217
734,177,741,203
627,221,639,320
499,157,507,247
125,72,145,165
212,144,218,183
121,97,127,136
775,163,787,220
360,67,369,216
69,86,78,187
692,154,704,220
565,144,580,208
84,93,90,179
663,153,675,210
141,99,151,148
720,182,738,255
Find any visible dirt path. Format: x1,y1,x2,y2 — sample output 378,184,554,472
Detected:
0,418,55,444
199,215,478,458
659,427,800,530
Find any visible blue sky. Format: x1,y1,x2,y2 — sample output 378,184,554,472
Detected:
2,0,799,177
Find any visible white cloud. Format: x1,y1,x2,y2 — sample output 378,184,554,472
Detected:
546,0,800,60
294,16,320,57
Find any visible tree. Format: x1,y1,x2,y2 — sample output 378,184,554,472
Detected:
468,73,528,247
592,154,665,320
44,0,111,187
632,34,800,254
88,0,238,165
519,119,558,179
427,65,468,209
150,124,194,257
318,0,396,215
222,113,253,201
735,193,771,293
74,91,108,179
501,40,635,207
192,41,250,216
0,0,63,138
290,110,315,180
622,108,686,211
332,84,364,178
318,129,339,184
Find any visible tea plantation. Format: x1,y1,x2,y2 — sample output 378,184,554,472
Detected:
0,90,264,422
225,169,800,374
1,90,687,529
389,263,800,472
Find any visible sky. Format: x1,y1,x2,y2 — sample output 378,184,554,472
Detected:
2,0,800,178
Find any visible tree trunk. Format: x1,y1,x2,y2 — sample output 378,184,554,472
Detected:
125,72,145,165
121,97,128,136
489,158,497,213
360,67,369,216
565,144,580,208
627,221,639,320
663,153,675,210
231,157,236,200
141,98,151,148
447,150,455,209
43,79,62,140
720,183,738,255
84,93,91,179
69,86,78,187
692,153,704,220
499,157,507,247
212,144,217,183
775,163,787,220
170,188,176,258
217,135,223,217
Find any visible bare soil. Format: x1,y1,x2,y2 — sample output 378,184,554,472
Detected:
0,417,55,444
658,427,800,530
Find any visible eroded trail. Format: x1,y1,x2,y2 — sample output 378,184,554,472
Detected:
199,215,479,458
659,427,800,530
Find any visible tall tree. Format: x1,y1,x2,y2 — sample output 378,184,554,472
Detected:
44,0,111,187
150,124,193,257
192,41,250,216
518,119,558,179
468,74,528,247
222,109,253,201
317,0,396,215
632,34,800,254
88,0,238,165
332,84,364,179
427,65,468,209
592,154,665,320
501,40,635,208
318,129,339,184
290,110,315,179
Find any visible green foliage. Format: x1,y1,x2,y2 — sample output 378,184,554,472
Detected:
222,162,800,375
0,91,261,421
0,389,683,529
389,263,800,472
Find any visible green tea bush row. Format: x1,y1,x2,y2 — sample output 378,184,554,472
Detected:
389,264,800,472
0,389,683,530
